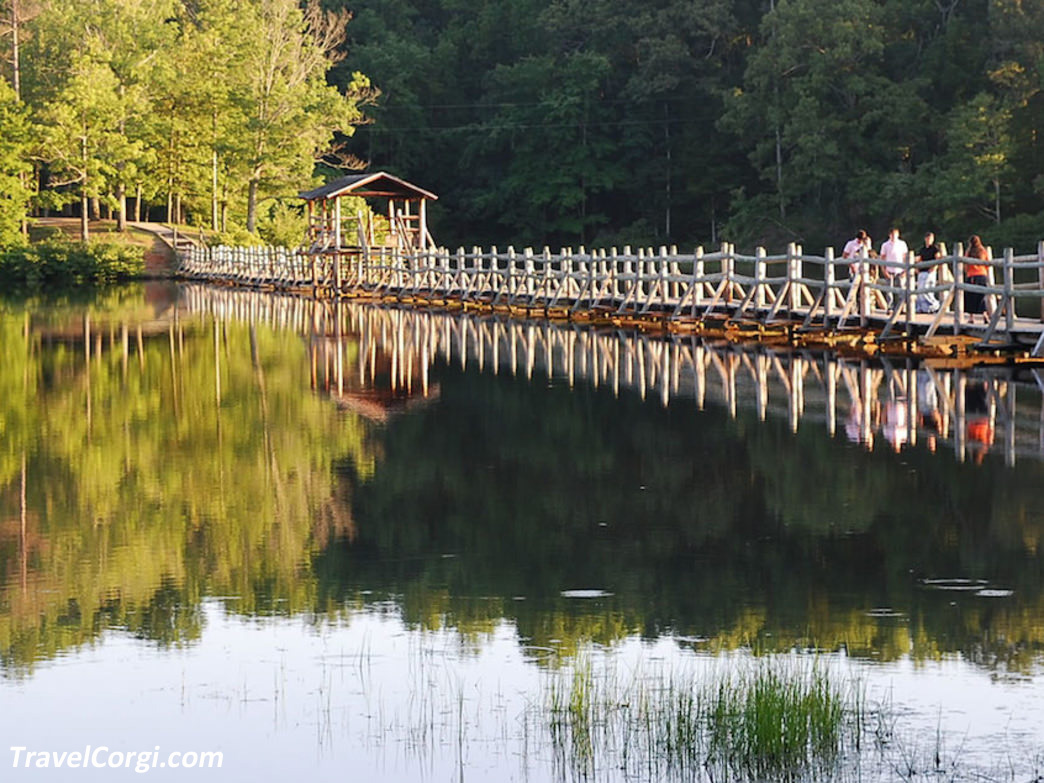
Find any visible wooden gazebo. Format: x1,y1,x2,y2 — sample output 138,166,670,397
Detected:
299,171,438,253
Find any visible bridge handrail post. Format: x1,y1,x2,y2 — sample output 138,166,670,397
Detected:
1038,240,1044,323
458,246,468,300
669,247,681,301
635,247,643,305
1004,246,1015,338
905,249,914,336
787,243,797,312
795,244,805,308
953,241,965,336
824,247,835,323
754,247,766,312
694,247,704,308
524,247,535,302
660,246,669,311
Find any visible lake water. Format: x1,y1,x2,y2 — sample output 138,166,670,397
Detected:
1,283,1043,781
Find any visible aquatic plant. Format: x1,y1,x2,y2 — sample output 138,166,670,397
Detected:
545,655,856,781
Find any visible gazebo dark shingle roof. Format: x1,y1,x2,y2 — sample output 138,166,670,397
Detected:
299,171,438,202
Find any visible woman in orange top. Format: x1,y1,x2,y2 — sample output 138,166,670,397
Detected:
964,235,990,320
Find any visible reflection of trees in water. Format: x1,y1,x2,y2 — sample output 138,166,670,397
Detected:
304,359,1044,670
0,298,378,672
3,287,1044,674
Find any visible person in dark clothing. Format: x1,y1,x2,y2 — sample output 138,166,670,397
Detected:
915,232,942,313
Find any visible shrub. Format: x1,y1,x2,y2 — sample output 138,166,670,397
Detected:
0,240,144,289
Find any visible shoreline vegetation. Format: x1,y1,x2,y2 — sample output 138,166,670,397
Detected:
0,240,145,289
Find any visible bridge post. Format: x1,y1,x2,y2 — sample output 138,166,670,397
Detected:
1038,240,1044,323
634,247,644,310
795,245,804,309
755,247,766,312
524,247,535,303
659,246,669,311
694,247,704,310
1004,247,1015,339
953,241,965,336
824,247,835,323
905,249,914,337
787,243,797,313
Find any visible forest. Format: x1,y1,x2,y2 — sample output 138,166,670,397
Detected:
1,0,1043,252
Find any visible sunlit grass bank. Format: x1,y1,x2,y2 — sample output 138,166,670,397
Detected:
546,656,857,781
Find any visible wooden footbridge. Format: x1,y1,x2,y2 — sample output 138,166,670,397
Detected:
178,240,1044,365
178,284,1044,467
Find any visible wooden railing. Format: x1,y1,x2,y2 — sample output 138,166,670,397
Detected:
177,241,1044,355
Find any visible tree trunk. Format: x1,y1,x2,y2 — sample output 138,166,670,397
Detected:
664,102,671,241
116,84,126,231
80,191,89,243
11,0,21,100
134,183,142,222
80,133,89,243
211,112,220,231
247,177,259,233
775,123,785,220
212,147,219,232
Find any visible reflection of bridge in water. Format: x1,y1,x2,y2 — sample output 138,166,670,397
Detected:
179,284,1044,467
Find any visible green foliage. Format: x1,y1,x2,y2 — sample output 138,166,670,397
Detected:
209,224,265,248
330,0,1044,250
7,0,1044,249
980,212,1044,254
0,82,33,247
15,0,372,236
0,241,144,288
257,201,308,248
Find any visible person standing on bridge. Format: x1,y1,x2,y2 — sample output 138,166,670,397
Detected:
914,231,942,314
964,234,992,324
843,229,872,278
878,228,909,310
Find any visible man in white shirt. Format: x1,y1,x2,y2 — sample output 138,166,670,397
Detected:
878,228,908,309
842,229,871,278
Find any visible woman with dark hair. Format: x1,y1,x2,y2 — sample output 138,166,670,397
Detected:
964,235,991,323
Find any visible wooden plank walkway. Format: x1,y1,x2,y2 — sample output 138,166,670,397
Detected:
177,242,1044,363
178,283,1044,467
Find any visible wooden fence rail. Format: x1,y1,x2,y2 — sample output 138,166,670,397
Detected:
178,241,1044,356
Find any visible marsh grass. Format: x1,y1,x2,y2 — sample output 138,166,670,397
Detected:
545,656,858,781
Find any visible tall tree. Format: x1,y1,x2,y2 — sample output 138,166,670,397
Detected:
933,93,1014,226
721,0,934,243
240,0,373,233
35,45,123,242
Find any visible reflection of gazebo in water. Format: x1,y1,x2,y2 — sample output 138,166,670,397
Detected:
299,171,438,254
309,333,439,424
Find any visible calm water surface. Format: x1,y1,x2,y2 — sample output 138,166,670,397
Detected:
1,283,1043,781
